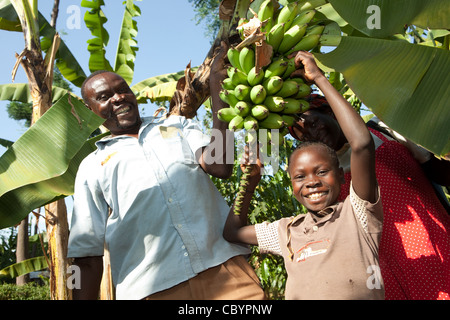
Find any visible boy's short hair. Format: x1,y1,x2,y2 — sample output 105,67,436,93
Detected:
288,141,340,171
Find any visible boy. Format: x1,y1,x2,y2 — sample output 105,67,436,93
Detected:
223,51,384,299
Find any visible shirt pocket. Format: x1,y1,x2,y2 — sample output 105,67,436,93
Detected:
157,126,197,165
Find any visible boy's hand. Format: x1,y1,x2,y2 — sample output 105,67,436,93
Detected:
288,51,324,84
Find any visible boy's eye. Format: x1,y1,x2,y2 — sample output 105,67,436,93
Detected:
317,170,329,176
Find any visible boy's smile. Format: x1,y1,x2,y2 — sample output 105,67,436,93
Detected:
289,144,344,213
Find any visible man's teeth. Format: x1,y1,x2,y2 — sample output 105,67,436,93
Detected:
116,106,130,115
307,192,326,200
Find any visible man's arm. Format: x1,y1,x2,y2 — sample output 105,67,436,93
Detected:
72,256,103,300
197,41,234,179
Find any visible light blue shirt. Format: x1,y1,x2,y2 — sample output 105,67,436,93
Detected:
67,115,249,300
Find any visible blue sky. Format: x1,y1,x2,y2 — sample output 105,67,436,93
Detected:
0,0,213,155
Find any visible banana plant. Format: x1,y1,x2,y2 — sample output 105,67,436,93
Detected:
313,0,450,159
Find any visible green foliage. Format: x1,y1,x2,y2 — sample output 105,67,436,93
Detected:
188,0,222,42
0,282,50,300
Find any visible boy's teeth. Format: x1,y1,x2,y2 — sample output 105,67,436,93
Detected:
308,192,325,200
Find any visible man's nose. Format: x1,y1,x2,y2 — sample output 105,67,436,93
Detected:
111,93,125,104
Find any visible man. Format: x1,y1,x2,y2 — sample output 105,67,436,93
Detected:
67,43,265,300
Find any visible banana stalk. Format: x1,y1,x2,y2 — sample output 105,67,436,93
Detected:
234,164,254,215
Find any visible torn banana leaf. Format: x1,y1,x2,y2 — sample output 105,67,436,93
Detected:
0,94,105,229
316,36,450,158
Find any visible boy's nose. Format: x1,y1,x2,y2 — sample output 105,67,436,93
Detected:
306,176,321,188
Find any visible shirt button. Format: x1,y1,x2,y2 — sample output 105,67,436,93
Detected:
184,252,189,257
168,198,173,203
181,245,185,250
313,226,319,232
177,224,182,229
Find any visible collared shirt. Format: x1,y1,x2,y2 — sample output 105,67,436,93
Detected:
256,183,384,300
67,115,249,300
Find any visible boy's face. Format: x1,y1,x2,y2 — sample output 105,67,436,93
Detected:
289,145,344,213
84,72,141,136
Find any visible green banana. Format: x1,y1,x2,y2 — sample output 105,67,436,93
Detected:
229,115,245,131
258,0,275,23
282,57,297,79
276,2,299,31
263,76,284,95
281,114,296,127
278,23,307,53
244,115,259,131
259,112,285,129
306,24,325,36
291,9,316,27
218,107,238,122
264,57,289,79
298,99,310,113
290,77,305,85
234,84,251,101
277,79,300,98
222,77,235,90
219,89,239,107
227,47,242,70
264,96,286,112
294,83,312,98
251,104,270,120
286,34,321,55
282,98,302,114
228,67,249,86
234,101,252,117
250,84,267,104
247,66,265,86
266,22,285,52
239,46,255,74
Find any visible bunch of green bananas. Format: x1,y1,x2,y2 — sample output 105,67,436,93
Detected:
219,0,324,137
223,0,325,215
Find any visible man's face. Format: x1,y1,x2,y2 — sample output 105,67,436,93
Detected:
84,72,141,136
289,145,343,213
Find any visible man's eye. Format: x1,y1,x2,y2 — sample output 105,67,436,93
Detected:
98,95,108,101
317,170,328,176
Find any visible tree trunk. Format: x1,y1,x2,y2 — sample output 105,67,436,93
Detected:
45,199,71,300
15,218,30,285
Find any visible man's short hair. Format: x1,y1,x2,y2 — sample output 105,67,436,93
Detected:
80,70,112,104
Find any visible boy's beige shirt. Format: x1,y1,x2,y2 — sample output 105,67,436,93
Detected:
256,183,384,300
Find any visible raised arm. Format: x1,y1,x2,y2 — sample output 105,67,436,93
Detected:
291,51,377,203
197,41,234,179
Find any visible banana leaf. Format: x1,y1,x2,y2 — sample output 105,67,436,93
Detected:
316,36,450,157
0,83,70,104
0,0,87,87
81,0,113,73
0,256,48,279
328,0,450,38
113,0,140,85
0,94,105,229
0,0,21,31
131,69,196,104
